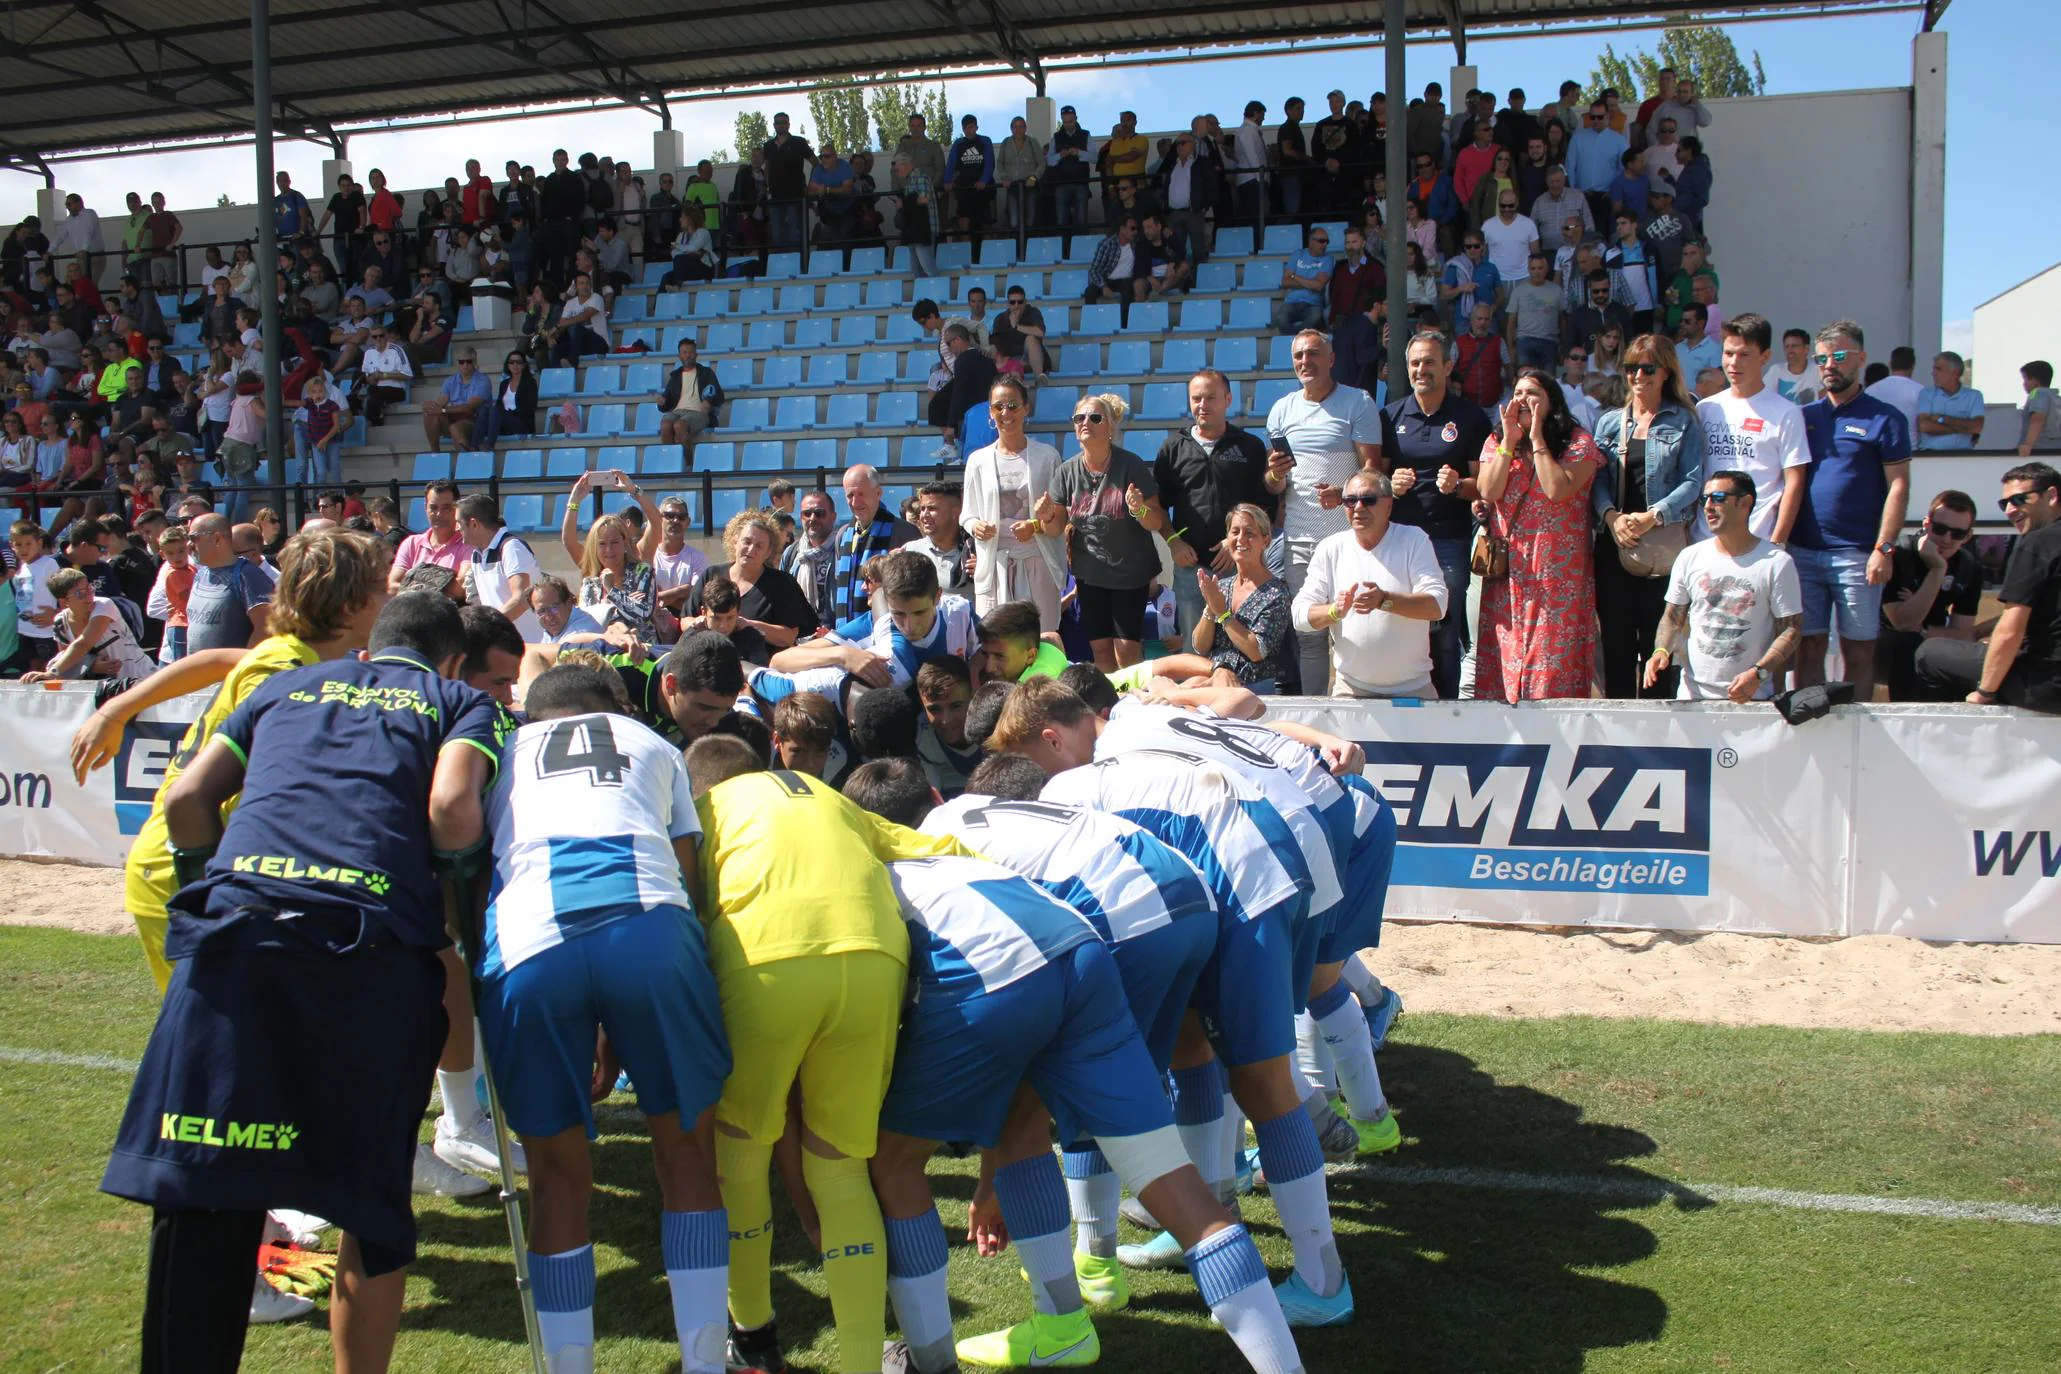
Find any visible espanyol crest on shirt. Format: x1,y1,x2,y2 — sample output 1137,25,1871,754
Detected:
1440,421,1459,443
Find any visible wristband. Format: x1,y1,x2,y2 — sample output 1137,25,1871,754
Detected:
1214,609,1234,626
169,843,217,889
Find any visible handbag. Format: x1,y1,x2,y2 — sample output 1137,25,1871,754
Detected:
1612,420,1687,578
1471,452,1533,579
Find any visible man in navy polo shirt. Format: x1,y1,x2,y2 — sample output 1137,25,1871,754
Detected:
101,593,513,1374
1793,320,1911,699
1383,330,1492,699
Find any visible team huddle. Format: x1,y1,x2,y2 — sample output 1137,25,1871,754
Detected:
88,525,1405,1374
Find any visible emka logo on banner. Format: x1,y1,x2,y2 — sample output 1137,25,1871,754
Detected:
113,722,188,835
1363,742,1713,895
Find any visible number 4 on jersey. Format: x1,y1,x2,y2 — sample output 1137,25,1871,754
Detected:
537,717,633,787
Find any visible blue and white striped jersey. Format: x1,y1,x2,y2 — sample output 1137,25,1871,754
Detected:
1040,751,1311,924
887,854,1099,997
1097,700,1346,918
922,795,1216,944
870,594,979,690
481,712,700,978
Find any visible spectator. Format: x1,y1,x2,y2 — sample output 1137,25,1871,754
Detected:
1272,227,1334,335
406,291,453,368
1674,302,1721,380
355,323,413,429
147,523,194,662
1632,68,1676,145
831,463,919,622
182,513,271,650
1154,131,1216,265
891,152,940,278
7,520,59,671
990,284,1049,378
1041,391,1166,669
1452,302,1507,413
564,484,668,646
1641,186,1690,286
1266,329,1384,692
1475,368,1603,701
1864,344,1924,432
528,574,607,649
271,171,312,242
293,374,345,490
946,114,995,241
1403,241,1441,316
1506,253,1563,372
1608,150,1650,224
21,566,155,682
1439,231,1499,330
1645,117,1686,199
690,570,771,666
688,509,816,649
995,116,1044,231
1229,99,1270,223
1914,350,1985,452
964,375,1067,627
900,480,974,594
551,270,610,364
892,113,948,199
1654,78,1713,140
1465,146,1520,232
1916,463,2061,711
589,218,631,291
1407,151,1462,246
1143,501,1292,689
1137,213,1194,297
1591,333,1704,698
1330,226,1383,326
1517,134,1554,207
806,144,858,244
650,494,710,622
1531,165,1594,254
387,478,468,591
1793,320,1911,699
1649,468,1803,701
1567,100,1629,227
780,487,840,625
1452,117,1501,214
1673,137,1713,230
1697,313,1809,543
1047,104,1093,230
61,518,126,601
662,204,717,285
1085,217,1148,325
1765,327,1820,405
2021,360,2059,455
1877,491,1983,700
658,336,724,459
1332,295,1387,397
1291,469,1448,697
1604,213,1658,333
421,345,489,452
458,492,539,640
472,351,538,449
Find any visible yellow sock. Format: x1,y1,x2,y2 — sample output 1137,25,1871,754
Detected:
803,1150,887,1374
716,1133,776,1331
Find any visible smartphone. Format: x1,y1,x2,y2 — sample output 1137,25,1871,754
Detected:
1269,430,1294,459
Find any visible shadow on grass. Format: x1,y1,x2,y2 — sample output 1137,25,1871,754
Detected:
402,1039,1673,1371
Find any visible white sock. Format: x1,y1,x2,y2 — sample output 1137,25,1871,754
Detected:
994,1156,1082,1317
885,1209,956,1373
1061,1148,1119,1258
438,1067,482,1129
1293,1011,1336,1098
1219,1094,1246,1204
1171,1064,1225,1205
662,1209,728,1373
1251,1112,1341,1298
1340,957,1383,1002
1189,1225,1305,1374
1311,985,1387,1123
529,1245,595,1374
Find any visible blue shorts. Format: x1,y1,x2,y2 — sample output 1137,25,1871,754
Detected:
881,940,1171,1148
1790,544,1883,642
1189,898,1300,1067
1318,776,1398,963
102,910,445,1277
476,906,732,1140
1111,915,1218,1074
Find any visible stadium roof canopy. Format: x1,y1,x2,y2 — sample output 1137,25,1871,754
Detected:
0,0,1935,167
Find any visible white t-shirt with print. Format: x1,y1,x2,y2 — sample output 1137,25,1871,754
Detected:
1695,387,1809,540
1664,537,1802,700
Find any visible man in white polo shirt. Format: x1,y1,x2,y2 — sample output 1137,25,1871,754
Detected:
1263,329,1383,694
458,492,540,640
357,324,414,427
1291,470,1449,696
1696,312,1808,543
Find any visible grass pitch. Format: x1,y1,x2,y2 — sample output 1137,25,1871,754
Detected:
4,923,2059,1373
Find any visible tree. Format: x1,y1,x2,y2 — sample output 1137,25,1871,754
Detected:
867,79,953,150
704,147,733,166
806,83,872,153
734,111,771,161
1588,26,1767,104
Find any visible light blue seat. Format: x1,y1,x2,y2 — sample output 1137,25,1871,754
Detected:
628,403,663,436
577,364,623,397
872,391,918,427
1195,261,1238,293
747,320,783,351
1175,298,1223,333
172,320,204,347
620,326,658,350
776,395,816,430
692,289,728,318
1122,301,1170,333
980,241,1020,268
822,282,862,311
848,247,886,274
740,440,785,472
1159,338,1207,375
1139,384,1188,422
778,284,813,313
1242,260,1283,292
912,276,951,303
760,356,803,389
1048,268,1089,298
716,357,753,391
595,444,641,475
709,487,750,527
795,437,840,470
1033,385,1079,423
655,291,694,320
624,362,665,393
825,393,868,428
903,349,935,381
455,306,474,333
1077,302,1120,334
793,318,833,349
453,450,496,481
1229,297,1271,331
696,442,737,472
900,436,942,465
1065,236,1099,264
836,315,878,346
1213,336,1259,373
640,443,687,475
1213,226,1254,257
764,252,803,279
706,322,745,351
885,313,926,343
728,397,771,430
410,452,450,482
1315,221,1349,247
1262,224,1303,254
546,447,591,478
1104,340,1149,373
845,436,889,467
951,274,994,304
857,351,899,385
501,449,546,480
1125,429,1168,456
641,261,671,287
1251,378,1298,415
502,494,546,531
1267,335,1297,370
1052,343,1100,377
935,241,973,271
737,286,775,315
810,354,850,386
864,278,903,309
538,367,577,399
1025,237,1063,265
660,325,694,351
613,294,651,321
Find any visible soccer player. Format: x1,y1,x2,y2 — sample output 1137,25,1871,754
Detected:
768,550,979,691
475,665,732,1373
101,592,513,1374
520,631,746,745
974,598,1070,682
845,761,1304,1374
914,656,981,797
688,735,966,1374
770,689,848,782
992,680,1354,1326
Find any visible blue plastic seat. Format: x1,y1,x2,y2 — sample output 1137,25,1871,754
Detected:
1048,268,1089,299
728,397,771,431
691,289,728,318
764,252,803,279
935,241,973,271
1124,429,1168,457
836,315,879,346
885,313,926,343
1159,337,1207,375
706,322,745,351
872,391,918,427
501,449,546,480
1024,237,1063,266
538,367,577,399
865,278,904,309
825,393,868,428
1104,340,1149,374
900,436,943,465
809,354,850,386
410,452,450,482
1195,261,1238,294
628,403,663,436
845,436,889,468
696,441,737,472
1251,378,1298,416
1077,303,1120,334
740,440,786,472
613,294,651,321
912,275,951,303
660,325,694,352
760,356,802,389
654,292,694,321
577,364,623,397
640,443,686,475
747,320,783,351
546,447,591,478
1213,226,1254,257
857,351,899,385
1242,260,1284,292
455,306,475,334
709,487,750,527
778,284,813,313
716,357,753,391
776,395,816,430
171,320,203,348
1261,224,1303,254
1229,297,1271,331
624,361,665,394
793,318,833,349
453,450,496,481
1267,335,1297,370
1122,301,1170,333
794,437,840,470
620,326,658,350
1054,346,1099,380
641,261,671,288
594,444,641,476
903,349,935,381
1175,298,1223,333
1213,336,1259,373
735,285,773,315
502,494,546,531
1033,386,1079,423
1140,383,1189,422
848,247,886,274
1065,236,1099,264
822,282,862,312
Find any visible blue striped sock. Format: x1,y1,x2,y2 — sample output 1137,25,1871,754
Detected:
1187,1225,1303,1373
528,1244,596,1368
662,1210,728,1373
884,1209,954,1373
994,1154,1081,1316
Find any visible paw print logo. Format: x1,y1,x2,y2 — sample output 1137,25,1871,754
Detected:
275,1123,300,1150
362,873,391,896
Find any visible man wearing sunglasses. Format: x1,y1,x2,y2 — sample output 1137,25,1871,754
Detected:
1648,470,1802,702
1916,462,2061,712
1876,491,1983,700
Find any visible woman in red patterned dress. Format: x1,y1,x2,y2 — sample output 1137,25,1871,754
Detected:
1474,368,1601,700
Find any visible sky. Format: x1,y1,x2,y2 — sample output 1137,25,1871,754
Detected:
0,0,2041,349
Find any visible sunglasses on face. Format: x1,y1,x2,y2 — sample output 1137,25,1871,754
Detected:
2000,491,2044,512
1926,520,1971,540
1811,350,1854,366
1072,413,1106,425
990,401,1022,413
1623,361,1661,377
1340,493,1387,509
662,510,688,521
1700,490,1741,506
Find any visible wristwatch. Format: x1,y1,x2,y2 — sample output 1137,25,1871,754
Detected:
1875,541,1896,555
1754,664,1772,684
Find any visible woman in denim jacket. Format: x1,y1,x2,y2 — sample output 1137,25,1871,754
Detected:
1591,333,1704,697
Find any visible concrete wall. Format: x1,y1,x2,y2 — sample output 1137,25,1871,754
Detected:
1972,261,2061,392
1700,88,1916,359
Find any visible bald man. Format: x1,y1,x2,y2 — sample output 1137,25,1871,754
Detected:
830,464,919,620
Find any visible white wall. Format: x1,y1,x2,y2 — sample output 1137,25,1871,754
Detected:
1972,261,2061,392
1700,89,1916,358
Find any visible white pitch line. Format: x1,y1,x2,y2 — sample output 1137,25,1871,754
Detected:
9,1048,2056,1227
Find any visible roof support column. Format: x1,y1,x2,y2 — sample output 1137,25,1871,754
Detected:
1383,0,1410,396
1909,28,1947,363
653,127,686,181
251,0,289,514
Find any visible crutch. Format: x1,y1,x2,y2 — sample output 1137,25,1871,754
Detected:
438,839,549,1374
